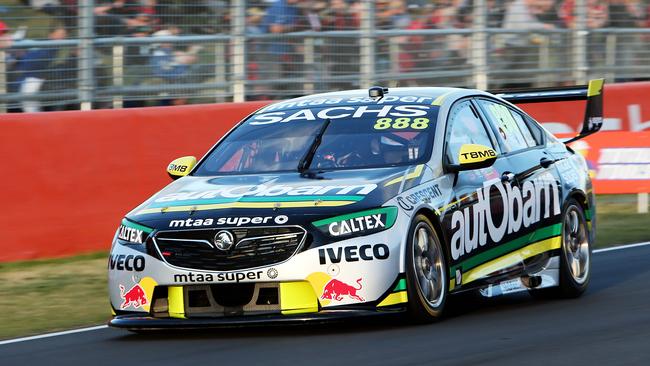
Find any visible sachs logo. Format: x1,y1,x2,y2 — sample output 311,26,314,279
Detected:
450,172,560,261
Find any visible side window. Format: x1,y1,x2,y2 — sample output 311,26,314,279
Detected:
478,99,531,153
445,100,494,165
523,115,545,145
509,110,538,147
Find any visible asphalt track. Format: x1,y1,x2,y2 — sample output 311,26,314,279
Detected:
2,244,650,366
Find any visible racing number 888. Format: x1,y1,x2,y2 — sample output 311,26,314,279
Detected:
374,117,429,130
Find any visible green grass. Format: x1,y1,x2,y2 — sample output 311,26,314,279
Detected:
0,194,647,340
0,252,110,340
595,194,650,248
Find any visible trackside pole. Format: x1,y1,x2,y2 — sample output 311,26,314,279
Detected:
639,193,649,214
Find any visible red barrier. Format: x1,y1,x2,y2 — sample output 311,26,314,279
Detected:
0,102,267,262
522,82,650,133
567,132,650,194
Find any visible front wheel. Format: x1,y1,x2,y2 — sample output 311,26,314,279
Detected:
406,214,448,323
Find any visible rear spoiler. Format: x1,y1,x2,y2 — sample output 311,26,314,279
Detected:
493,79,604,144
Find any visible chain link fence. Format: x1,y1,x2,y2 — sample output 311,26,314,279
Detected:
1,0,649,112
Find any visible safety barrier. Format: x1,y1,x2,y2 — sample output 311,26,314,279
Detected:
1,82,649,261
0,102,267,262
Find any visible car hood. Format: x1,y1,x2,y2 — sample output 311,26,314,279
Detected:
126,165,428,230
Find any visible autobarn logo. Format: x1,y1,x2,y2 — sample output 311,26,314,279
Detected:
398,184,442,211
155,184,377,203
172,268,276,283
117,225,144,244
450,172,560,261
169,215,289,228
109,254,145,272
326,214,385,237
319,244,390,265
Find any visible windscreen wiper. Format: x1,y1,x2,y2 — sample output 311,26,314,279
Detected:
297,118,331,173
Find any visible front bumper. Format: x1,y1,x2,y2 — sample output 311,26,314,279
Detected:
109,210,412,327
109,309,404,329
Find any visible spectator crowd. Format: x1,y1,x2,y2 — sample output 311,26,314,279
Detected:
1,0,650,111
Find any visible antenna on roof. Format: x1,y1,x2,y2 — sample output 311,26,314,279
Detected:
369,86,389,100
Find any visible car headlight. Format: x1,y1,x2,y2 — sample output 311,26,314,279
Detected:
312,207,397,239
116,218,154,245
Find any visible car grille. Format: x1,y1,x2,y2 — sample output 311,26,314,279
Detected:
153,226,306,271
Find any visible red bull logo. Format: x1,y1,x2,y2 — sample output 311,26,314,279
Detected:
321,278,364,302
119,284,148,309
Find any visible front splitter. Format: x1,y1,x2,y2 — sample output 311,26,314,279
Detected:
109,309,404,329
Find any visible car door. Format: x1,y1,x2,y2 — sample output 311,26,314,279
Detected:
441,99,518,290
475,98,564,274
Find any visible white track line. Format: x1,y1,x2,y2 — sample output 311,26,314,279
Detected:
594,241,650,253
0,325,108,346
1,241,649,346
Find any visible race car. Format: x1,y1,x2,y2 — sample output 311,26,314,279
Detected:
109,79,604,328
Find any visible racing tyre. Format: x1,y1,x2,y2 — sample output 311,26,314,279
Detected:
557,199,591,297
406,214,448,323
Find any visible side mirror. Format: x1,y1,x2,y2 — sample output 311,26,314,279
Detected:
448,144,497,172
167,156,197,180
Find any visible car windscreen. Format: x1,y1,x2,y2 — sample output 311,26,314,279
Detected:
193,104,439,175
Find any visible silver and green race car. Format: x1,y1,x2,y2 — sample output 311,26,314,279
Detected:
108,80,604,328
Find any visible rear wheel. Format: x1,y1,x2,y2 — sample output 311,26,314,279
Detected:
406,214,448,322
558,199,591,297
529,199,591,299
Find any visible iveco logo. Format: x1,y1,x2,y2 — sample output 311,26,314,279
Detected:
213,231,235,251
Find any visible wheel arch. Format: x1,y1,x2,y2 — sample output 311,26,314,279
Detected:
566,188,589,211
565,188,595,243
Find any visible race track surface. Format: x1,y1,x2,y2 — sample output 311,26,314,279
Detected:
2,245,650,366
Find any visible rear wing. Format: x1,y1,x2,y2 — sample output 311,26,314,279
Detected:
493,79,604,144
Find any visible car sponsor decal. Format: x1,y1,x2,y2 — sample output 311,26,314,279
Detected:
154,184,377,202
312,207,397,239
448,223,562,290
397,183,443,211
108,254,145,271
373,117,431,130
172,268,277,284
117,219,153,244
135,184,377,215
321,278,365,302
118,277,157,311
168,215,289,228
450,172,560,261
256,95,437,114
305,272,366,306
136,196,364,215
377,277,409,307
318,244,390,265
383,164,425,187
119,284,148,309
249,105,432,125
